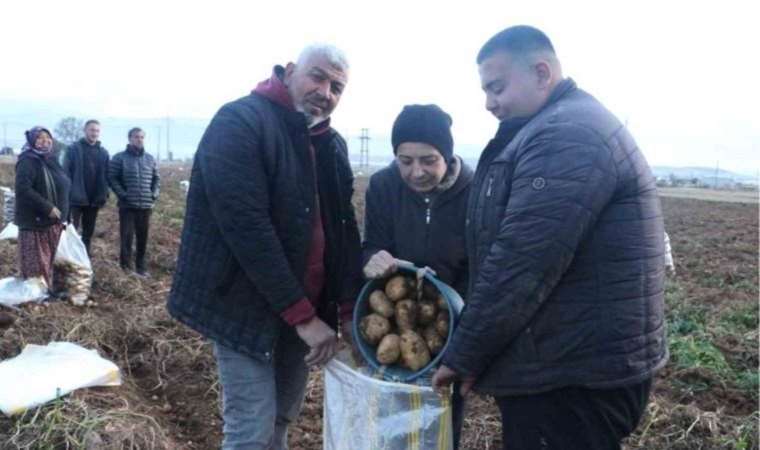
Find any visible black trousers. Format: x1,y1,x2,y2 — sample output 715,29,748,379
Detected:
118,208,152,270
495,379,652,450
70,206,99,255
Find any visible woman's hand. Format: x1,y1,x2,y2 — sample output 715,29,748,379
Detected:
363,250,399,279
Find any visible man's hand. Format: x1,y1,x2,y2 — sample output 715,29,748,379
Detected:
340,319,353,342
363,250,399,279
432,364,476,396
48,207,61,220
295,317,337,367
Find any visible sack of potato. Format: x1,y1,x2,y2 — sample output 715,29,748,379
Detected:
53,260,93,306
352,267,463,383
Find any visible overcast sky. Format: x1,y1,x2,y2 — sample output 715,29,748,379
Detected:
2,0,758,173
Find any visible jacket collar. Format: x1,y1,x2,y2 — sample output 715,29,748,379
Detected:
126,144,144,156
494,77,577,141
79,137,101,149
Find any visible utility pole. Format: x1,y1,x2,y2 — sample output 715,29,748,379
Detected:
359,128,370,172
156,127,162,165
166,116,171,164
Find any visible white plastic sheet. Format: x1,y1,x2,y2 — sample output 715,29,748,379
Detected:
0,222,17,241
324,358,453,450
664,232,675,273
0,277,47,307
0,342,121,416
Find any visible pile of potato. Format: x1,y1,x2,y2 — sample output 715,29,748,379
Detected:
358,274,450,372
53,260,93,306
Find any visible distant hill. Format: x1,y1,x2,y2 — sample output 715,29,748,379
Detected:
651,166,758,186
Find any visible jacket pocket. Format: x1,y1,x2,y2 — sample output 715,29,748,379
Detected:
215,255,240,296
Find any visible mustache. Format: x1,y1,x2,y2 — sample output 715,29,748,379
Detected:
305,93,329,108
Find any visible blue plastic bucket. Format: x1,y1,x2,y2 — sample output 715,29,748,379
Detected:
352,265,464,383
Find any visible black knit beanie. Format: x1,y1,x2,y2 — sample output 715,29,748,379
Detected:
391,104,454,162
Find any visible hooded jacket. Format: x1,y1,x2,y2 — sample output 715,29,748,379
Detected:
167,67,363,361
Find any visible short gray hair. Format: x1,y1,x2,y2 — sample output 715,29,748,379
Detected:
296,43,349,72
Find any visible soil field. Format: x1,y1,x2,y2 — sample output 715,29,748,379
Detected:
0,162,757,449
659,187,759,204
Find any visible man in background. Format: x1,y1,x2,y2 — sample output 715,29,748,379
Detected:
108,127,159,276
63,119,110,256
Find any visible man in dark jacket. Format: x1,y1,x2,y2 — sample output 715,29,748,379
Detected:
166,44,363,450
63,119,110,256
108,127,159,276
432,26,668,450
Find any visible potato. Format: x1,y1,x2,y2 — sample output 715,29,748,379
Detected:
395,299,418,331
385,275,411,302
368,290,394,318
435,293,448,311
400,331,431,371
423,325,445,355
359,313,391,345
435,311,450,338
422,281,438,299
418,299,437,325
376,334,401,364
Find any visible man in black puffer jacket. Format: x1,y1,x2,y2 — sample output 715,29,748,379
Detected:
64,119,110,256
108,127,159,276
432,26,668,450
167,44,363,449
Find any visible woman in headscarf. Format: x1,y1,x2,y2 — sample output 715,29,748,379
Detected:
362,104,473,449
14,126,71,293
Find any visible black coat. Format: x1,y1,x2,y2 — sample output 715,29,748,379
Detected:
63,138,110,207
443,79,668,395
166,93,363,361
14,151,71,230
362,158,473,297
108,146,160,209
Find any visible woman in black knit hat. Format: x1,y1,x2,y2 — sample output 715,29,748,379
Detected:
362,104,473,449
14,126,71,294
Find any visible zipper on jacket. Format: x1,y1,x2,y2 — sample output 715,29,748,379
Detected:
485,176,494,197
424,197,431,224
